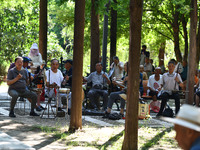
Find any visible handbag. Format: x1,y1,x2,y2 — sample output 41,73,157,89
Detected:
162,105,174,118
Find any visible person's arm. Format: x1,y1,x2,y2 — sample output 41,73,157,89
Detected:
102,73,111,85
175,74,184,89
118,62,124,71
7,74,22,86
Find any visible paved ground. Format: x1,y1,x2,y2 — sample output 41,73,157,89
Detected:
0,84,181,150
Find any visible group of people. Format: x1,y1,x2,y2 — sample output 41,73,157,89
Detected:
7,43,73,117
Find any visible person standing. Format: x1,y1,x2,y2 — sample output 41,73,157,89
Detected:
7,57,39,117
110,56,124,81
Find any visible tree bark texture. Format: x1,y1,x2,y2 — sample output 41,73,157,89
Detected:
182,16,188,62
90,0,100,73
159,41,165,67
69,0,85,131
196,13,200,66
39,0,47,62
110,0,117,66
172,7,182,62
186,0,197,104
122,0,143,149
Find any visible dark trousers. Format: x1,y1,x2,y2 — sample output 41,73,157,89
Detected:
107,91,126,110
158,92,180,115
87,88,108,110
8,89,37,112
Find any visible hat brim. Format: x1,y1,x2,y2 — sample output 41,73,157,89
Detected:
161,117,200,132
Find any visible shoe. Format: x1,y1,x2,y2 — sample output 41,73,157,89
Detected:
58,107,63,111
40,105,46,110
30,111,40,116
19,97,25,101
102,111,110,118
36,106,42,112
9,111,16,118
156,113,162,118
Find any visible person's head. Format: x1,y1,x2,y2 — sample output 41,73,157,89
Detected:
162,104,200,150
154,67,161,75
145,57,150,64
170,59,177,65
22,57,31,68
142,45,147,50
168,61,175,73
124,62,128,73
29,43,39,57
139,65,144,72
95,63,102,73
15,56,23,69
64,59,73,70
51,59,59,71
113,56,119,64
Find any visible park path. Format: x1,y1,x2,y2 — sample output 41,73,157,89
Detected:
0,84,176,150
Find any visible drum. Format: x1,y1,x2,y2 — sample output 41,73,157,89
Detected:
59,88,70,93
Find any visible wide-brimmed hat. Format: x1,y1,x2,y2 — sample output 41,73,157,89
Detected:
30,43,38,50
161,104,200,132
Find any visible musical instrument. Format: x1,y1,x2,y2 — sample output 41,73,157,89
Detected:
59,88,70,93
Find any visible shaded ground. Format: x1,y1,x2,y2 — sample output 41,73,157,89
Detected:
0,83,181,150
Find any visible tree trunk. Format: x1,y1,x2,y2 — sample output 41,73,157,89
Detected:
186,0,197,104
69,0,85,132
172,7,182,62
196,13,200,66
90,0,100,73
110,0,117,66
39,0,47,62
182,15,189,62
122,0,143,149
159,41,165,66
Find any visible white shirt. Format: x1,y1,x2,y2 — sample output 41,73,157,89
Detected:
147,74,162,91
111,61,124,80
45,69,63,87
161,72,182,91
28,53,43,67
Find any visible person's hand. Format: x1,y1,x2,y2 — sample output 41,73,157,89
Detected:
65,76,69,81
102,74,107,78
157,87,162,91
175,76,180,83
16,73,22,80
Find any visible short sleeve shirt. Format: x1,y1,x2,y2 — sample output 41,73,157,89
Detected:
147,74,162,91
111,61,124,80
45,69,64,87
7,67,28,92
161,72,182,91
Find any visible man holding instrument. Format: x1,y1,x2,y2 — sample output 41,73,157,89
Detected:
7,56,39,117
156,61,184,117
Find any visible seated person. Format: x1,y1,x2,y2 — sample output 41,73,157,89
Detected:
147,67,162,101
139,65,148,80
7,57,39,117
83,63,110,111
110,56,124,81
103,62,128,118
45,59,71,111
157,61,184,117
139,71,144,96
63,59,73,88
144,57,152,78
195,70,200,107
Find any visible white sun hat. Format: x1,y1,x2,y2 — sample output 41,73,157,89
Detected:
30,43,38,50
161,104,200,132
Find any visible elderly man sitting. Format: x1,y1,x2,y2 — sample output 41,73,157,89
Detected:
84,63,111,111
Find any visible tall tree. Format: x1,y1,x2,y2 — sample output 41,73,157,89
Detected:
122,0,143,149
90,0,100,73
186,0,197,104
110,0,117,66
69,0,85,131
39,0,48,62
196,12,200,65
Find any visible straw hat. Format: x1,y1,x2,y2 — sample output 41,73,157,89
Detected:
161,104,200,132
